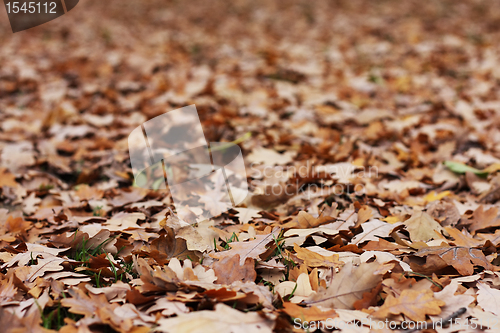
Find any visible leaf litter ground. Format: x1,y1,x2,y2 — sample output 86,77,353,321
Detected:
2,0,500,332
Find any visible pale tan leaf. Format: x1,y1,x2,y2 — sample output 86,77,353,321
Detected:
477,282,500,316
403,210,443,242
154,303,274,333
307,261,384,309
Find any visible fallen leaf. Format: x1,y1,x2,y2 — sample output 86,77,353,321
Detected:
275,273,315,303
403,210,443,242
283,211,335,229
443,226,484,247
246,147,296,166
351,219,402,245
234,208,261,224
430,280,474,320
210,229,278,265
22,192,41,215
282,302,337,321
466,206,500,234
212,254,257,285
372,289,445,321
61,287,110,317
476,282,500,316
293,243,342,268
355,205,373,226
0,168,17,187
154,303,274,333
410,246,496,275
307,262,384,309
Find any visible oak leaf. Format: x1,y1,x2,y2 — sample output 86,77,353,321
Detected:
246,147,295,166
0,168,17,187
411,246,496,275
212,254,257,285
145,298,189,316
210,229,279,265
293,244,342,268
22,192,41,215
443,226,484,247
466,206,500,235
27,257,66,282
355,205,373,226
430,280,474,320
275,273,315,303
2,244,68,268
0,216,31,243
476,229,500,245
307,261,384,309
403,210,443,242
154,303,274,333
283,211,335,229
61,288,110,317
282,302,337,321
234,208,261,224
176,223,218,252
373,289,445,321
351,219,402,245
476,282,500,316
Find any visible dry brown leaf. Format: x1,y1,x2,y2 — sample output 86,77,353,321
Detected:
307,261,384,309
443,226,484,247
351,219,402,245
476,229,500,245
61,287,111,317
27,257,66,282
282,302,337,321
466,206,500,235
3,2,500,332
210,229,278,265
430,280,474,320
476,282,500,316
293,244,342,268
212,254,257,285
246,147,296,166
410,246,496,275
283,211,335,229
403,210,443,242
372,289,445,322
22,192,41,215
0,168,17,187
355,205,373,226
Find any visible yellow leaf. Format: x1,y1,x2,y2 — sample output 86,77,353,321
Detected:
424,191,450,202
382,216,401,224
482,163,500,174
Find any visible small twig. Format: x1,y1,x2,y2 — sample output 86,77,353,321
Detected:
302,287,374,305
403,271,443,290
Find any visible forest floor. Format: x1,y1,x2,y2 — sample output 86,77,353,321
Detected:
2,0,500,332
